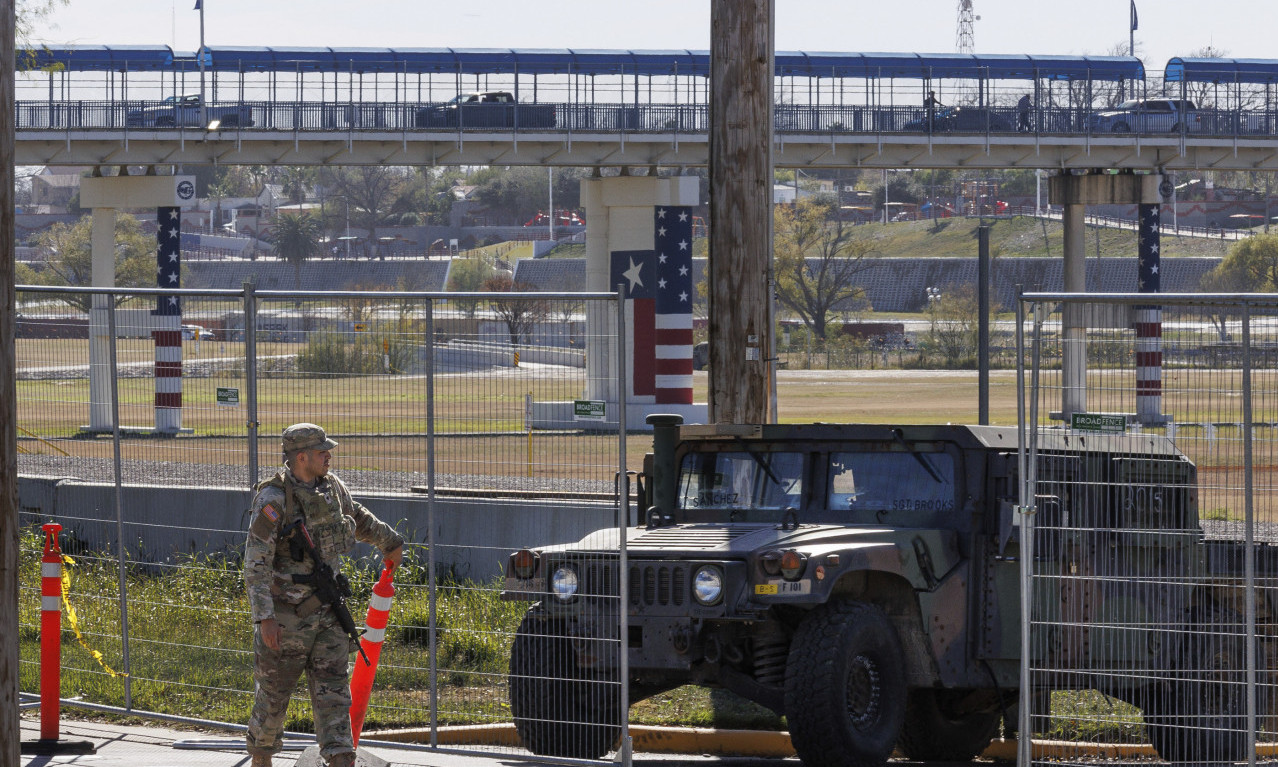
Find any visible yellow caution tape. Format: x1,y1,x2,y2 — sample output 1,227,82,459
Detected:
59,554,128,678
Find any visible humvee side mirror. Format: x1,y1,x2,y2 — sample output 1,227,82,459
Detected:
647,506,673,529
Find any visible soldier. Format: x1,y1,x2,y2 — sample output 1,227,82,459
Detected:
244,423,405,767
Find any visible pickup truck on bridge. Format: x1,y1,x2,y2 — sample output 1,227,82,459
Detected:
125,94,255,128
415,91,556,129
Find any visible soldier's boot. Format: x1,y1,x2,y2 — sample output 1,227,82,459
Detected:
324,752,356,767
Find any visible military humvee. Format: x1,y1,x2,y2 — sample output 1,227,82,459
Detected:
502,416,1276,765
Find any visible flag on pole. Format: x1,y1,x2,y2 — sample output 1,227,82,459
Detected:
193,0,202,9
1130,0,1138,31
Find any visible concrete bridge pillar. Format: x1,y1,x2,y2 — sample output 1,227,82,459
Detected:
87,207,116,431
1048,172,1163,424
580,174,706,428
79,173,196,435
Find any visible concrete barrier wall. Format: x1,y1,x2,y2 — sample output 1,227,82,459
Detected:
17,477,617,580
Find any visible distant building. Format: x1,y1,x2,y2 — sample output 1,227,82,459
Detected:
30,166,92,210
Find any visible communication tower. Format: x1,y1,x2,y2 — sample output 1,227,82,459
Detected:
956,0,975,54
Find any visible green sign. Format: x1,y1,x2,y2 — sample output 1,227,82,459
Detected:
216,387,240,407
1071,412,1126,433
573,400,606,421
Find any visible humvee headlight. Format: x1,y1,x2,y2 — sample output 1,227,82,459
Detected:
760,550,783,577
779,550,807,581
692,566,724,605
550,564,579,601
511,549,538,579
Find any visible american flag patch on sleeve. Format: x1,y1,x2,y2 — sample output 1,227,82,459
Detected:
261,502,281,522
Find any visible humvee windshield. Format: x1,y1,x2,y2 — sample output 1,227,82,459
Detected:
677,451,804,521
828,451,956,514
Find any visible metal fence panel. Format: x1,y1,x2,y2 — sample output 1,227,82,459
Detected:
17,285,628,763
1018,293,1278,766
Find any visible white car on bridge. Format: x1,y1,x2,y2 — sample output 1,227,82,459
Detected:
126,95,254,129
1086,98,1204,133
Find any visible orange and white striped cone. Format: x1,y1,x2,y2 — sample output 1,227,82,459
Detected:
40,523,63,741
21,523,95,755
349,560,396,747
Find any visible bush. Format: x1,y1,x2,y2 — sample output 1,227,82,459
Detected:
295,332,415,376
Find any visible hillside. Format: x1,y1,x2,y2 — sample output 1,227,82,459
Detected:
846,216,1235,260
541,215,1236,261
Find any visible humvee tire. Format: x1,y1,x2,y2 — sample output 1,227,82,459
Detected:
1145,605,1247,763
508,610,620,759
784,601,906,767
897,689,1002,761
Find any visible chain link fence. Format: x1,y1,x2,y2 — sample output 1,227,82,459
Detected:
16,284,631,762
1017,292,1278,765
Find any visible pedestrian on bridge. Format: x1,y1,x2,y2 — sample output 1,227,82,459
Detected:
924,90,944,129
1018,93,1033,132
244,423,405,767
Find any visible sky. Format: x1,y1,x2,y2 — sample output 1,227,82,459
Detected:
31,0,1272,73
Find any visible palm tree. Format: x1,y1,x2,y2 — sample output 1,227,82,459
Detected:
272,212,321,290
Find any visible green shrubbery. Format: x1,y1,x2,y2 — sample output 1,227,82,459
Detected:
296,331,416,376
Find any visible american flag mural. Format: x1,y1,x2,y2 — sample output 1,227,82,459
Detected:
154,206,183,431
610,205,695,405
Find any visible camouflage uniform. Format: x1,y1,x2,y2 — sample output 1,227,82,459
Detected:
244,424,404,767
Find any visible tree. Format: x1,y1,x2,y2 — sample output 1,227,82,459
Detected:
272,212,321,290
279,166,316,205
1199,234,1278,341
447,257,496,318
321,166,411,258
30,215,157,310
773,196,874,340
922,284,992,368
472,166,587,225
483,274,549,346
1202,234,1278,292
17,0,66,65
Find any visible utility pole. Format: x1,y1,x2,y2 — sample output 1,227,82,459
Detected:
2,0,20,762
708,0,774,424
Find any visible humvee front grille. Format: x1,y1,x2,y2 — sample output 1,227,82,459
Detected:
578,561,619,598
630,563,687,607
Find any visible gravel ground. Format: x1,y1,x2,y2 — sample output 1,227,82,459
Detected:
16,454,615,496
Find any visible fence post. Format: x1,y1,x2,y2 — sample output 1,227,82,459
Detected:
1015,295,1033,766
978,224,990,424
106,299,131,710
243,281,259,487
425,298,438,748
1242,301,1257,764
615,289,632,766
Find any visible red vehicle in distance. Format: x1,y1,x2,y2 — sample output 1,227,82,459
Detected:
523,210,585,228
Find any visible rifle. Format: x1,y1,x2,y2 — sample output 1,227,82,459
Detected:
282,518,370,666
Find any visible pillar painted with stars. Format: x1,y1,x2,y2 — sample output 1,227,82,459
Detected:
1136,202,1164,425
154,206,183,432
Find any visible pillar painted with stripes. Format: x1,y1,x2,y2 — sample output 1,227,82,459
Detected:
154,207,182,432
582,175,706,427
1136,202,1164,425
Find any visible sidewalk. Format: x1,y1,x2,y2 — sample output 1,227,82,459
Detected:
19,717,483,767
18,717,799,767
